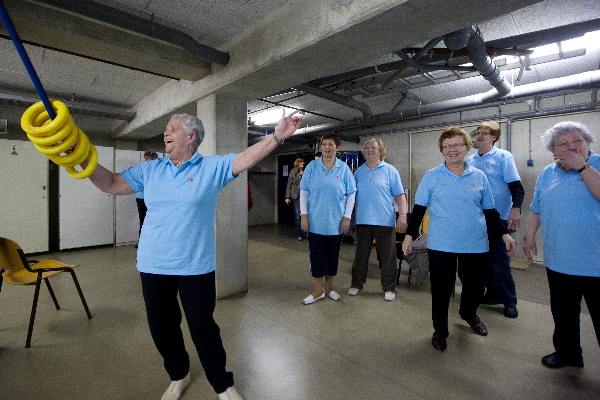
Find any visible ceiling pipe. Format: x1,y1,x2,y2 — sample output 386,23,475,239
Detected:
444,25,512,100
33,0,230,65
294,83,372,118
295,70,600,135
0,92,136,121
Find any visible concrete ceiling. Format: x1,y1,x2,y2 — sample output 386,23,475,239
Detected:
0,0,598,145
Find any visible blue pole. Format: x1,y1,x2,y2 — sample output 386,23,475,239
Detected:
0,0,56,119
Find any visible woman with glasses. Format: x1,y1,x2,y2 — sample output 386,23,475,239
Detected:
523,121,600,369
348,137,408,301
468,122,524,319
402,127,515,351
300,134,356,305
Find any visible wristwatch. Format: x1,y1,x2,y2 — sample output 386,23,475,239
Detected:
577,163,591,173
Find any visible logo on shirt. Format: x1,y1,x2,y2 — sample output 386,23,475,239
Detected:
186,177,194,184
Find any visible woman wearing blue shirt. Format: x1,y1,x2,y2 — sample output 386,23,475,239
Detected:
468,121,524,319
348,137,407,301
523,121,600,369
402,127,515,351
300,134,357,305
84,111,302,400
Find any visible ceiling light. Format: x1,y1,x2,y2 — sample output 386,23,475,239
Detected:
250,107,293,126
561,29,600,52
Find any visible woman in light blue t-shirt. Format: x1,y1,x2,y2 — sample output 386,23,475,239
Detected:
403,127,515,352
524,121,600,370
299,134,356,305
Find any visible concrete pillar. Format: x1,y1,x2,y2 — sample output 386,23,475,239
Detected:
196,94,248,298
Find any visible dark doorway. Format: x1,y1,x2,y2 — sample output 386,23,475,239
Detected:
277,152,315,225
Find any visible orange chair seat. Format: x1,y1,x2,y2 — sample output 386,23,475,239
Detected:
3,260,79,285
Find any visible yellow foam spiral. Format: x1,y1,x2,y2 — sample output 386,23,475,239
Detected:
20,100,98,179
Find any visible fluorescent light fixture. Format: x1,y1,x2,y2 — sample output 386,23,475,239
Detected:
250,107,293,126
561,29,600,52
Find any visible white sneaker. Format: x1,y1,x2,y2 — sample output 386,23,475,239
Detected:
347,287,360,296
161,373,190,400
218,386,244,400
384,291,396,301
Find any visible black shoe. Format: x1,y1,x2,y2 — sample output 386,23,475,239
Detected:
465,315,488,336
432,332,447,351
503,306,519,319
541,352,584,369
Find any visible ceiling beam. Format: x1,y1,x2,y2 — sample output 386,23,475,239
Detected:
0,0,213,80
36,0,229,65
294,83,372,118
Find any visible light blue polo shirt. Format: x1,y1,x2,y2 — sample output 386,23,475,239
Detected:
467,146,520,220
354,161,404,227
121,152,237,275
415,162,495,253
300,157,356,235
530,153,600,277
135,191,144,200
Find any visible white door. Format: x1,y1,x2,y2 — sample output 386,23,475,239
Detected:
115,150,142,245
59,145,114,249
0,140,49,253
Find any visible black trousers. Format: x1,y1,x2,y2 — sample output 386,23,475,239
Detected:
428,250,487,336
136,198,147,237
140,271,234,394
485,227,517,307
546,268,600,361
308,233,343,277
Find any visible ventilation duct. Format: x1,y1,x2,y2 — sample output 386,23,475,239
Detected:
444,25,512,100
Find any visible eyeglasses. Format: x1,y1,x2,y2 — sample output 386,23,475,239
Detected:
364,146,380,151
556,139,584,149
442,143,466,150
474,130,490,136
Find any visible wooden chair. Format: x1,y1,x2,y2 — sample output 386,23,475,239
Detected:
0,237,92,347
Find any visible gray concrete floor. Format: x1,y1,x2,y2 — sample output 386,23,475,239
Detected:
1,224,598,400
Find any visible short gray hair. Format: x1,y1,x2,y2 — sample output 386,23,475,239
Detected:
541,121,595,152
170,113,205,147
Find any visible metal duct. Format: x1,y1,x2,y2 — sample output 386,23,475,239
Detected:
296,70,600,135
444,26,511,100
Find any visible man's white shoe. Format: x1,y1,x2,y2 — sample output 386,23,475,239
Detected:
161,373,190,400
218,386,244,400
384,291,396,301
347,287,360,296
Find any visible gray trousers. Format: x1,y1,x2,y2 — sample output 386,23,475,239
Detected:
351,225,398,292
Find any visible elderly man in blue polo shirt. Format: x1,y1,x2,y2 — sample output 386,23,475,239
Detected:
83,111,301,400
468,121,525,319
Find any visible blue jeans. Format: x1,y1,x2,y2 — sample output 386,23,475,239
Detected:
486,227,517,307
292,199,304,238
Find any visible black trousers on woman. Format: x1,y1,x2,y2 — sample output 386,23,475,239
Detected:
136,198,147,236
428,250,487,337
546,268,600,362
140,271,234,394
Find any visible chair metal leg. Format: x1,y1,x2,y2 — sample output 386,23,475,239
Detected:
70,270,92,319
44,278,60,310
26,272,43,348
